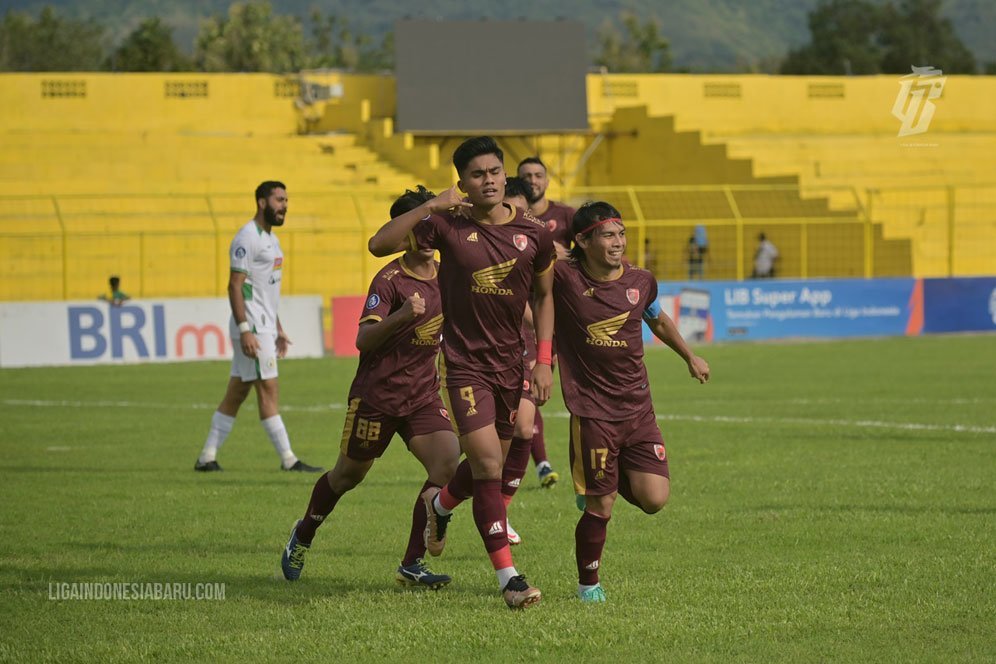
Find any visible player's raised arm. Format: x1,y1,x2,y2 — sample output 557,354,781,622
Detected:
355,293,426,353
368,186,470,256
645,309,710,384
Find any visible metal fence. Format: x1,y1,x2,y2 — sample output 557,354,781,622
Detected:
2,184,993,301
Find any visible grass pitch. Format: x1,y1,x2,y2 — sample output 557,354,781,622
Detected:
1,334,993,662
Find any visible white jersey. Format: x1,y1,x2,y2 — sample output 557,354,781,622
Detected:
229,220,284,336
754,240,779,276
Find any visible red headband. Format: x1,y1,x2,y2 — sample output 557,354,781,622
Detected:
578,217,624,236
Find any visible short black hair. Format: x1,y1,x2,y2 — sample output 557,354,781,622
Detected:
517,156,546,172
391,185,436,219
452,136,503,176
255,180,286,203
569,201,623,261
503,176,531,202
109,276,120,288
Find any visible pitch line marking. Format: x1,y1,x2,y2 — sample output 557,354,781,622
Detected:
3,398,993,435
1,398,345,413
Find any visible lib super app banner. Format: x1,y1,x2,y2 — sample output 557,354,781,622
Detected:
647,278,923,344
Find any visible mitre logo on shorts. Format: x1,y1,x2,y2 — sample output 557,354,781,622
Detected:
586,311,630,347
365,294,380,310
626,288,640,305
513,234,528,251
412,313,443,346
471,259,516,295
654,444,666,461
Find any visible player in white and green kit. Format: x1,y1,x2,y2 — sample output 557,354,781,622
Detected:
195,181,322,473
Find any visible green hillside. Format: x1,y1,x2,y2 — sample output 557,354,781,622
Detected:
3,0,994,71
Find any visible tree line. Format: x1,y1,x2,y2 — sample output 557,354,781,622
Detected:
0,3,392,73
0,0,986,74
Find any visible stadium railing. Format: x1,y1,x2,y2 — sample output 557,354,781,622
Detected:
2,184,993,301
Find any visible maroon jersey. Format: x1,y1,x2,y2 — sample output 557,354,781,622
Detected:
350,256,443,415
533,199,575,248
553,259,659,421
408,203,555,372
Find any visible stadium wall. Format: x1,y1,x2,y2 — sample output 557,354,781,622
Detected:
0,73,300,135
586,74,996,135
4,72,994,147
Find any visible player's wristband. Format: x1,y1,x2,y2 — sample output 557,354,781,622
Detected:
536,340,553,366
237,321,251,334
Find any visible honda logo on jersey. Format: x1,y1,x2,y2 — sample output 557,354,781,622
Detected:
513,234,528,251
626,288,640,305
471,259,516,295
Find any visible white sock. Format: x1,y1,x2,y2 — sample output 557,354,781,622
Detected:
496,566,519,590
260,415,298,468
432,494,453,516
536,460,551,476
199,411,235,463
578,583,600,595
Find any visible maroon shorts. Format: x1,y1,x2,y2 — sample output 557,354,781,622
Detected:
519,368,536,405
340,394,452,461
569,408,669,496
441,359,522,440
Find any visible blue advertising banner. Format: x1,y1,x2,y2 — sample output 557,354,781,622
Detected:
923,277,996,333
646,278,922,344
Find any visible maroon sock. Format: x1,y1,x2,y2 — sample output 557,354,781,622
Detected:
401,480,438,566
530,410,549,465
473,478,509,554
295,472,342,545
501,436,531,500
576,510,610,585
617,471,639,508
446,458,474,501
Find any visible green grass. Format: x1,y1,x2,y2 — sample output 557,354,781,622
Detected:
1,334,994,662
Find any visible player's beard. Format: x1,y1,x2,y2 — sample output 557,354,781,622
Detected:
525,186,542,205
264,204,285,227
